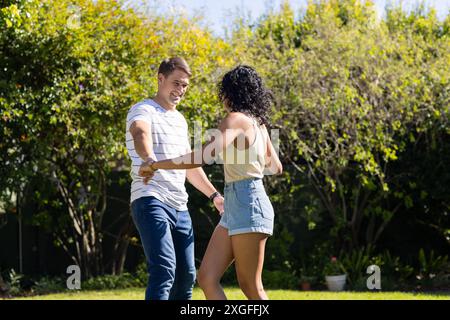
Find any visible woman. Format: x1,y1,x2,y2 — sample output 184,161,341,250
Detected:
139,65,282,300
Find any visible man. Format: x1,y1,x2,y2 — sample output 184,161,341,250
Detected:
126,57,224,300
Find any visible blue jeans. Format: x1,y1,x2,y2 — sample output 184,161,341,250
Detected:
131,196,196,300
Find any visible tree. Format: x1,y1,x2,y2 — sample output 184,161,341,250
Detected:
233,0,449,251
0,0,234,276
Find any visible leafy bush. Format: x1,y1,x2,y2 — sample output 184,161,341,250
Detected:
298,242,335,286
135,261,148,287
338,247,424,291
82,273,143,290
416,249,449,290
0,0,234,277
30,276,66,295
2,269,38,296
370,251,415,291
235,0,450,254
262,270,299,290
0,0,448,287
5,269,22,296
338,246,375,289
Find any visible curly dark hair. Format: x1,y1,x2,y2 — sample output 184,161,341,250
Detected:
218,65,273,126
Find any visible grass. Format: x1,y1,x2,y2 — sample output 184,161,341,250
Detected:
8,287,450,300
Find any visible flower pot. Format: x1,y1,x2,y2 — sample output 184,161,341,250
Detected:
300,282,311,291
325,274,347,291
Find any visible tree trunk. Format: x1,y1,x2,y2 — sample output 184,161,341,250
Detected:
111,215,135,275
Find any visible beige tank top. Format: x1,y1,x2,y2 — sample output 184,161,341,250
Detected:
221,117,267,183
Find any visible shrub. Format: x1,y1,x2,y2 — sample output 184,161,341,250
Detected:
31,276,66,295
82,273,143,290
416,249,449,290
262,270,299,290
370,251,415,291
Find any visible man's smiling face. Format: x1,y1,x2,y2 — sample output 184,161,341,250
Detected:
158,69,190,107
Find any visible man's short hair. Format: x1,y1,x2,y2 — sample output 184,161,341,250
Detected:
158,57,192,77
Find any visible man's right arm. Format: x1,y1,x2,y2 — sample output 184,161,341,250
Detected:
129,120,155,161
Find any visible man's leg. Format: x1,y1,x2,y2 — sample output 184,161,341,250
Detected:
168,210,196,300
131,196,178,300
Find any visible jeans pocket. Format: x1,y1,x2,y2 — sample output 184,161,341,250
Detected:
233,188,251,207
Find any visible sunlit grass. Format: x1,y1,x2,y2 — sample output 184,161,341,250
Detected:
9,287,449,300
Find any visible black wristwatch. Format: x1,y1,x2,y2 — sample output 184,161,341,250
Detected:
209,191,221,202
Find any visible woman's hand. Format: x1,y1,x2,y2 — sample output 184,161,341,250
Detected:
139,158,157,185
213,195,225,216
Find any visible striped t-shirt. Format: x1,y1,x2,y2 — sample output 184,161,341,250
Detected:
125,99,191,211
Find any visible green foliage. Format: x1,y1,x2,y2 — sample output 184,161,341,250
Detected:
296,242,333,287
417,249,449,287
30,276,66,295
5,269,22,296
370,251,415,291
82,273,143,290
338,246,374,287
0,0,448,287
323,257,346,276
233,0,450,251
262,270,299,290
135,261,148,287
265,226,295,271
338,246,417,291
335,247,450,291
3,269,145,296
0,0,234,276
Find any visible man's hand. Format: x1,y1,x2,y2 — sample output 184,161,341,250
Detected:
139,158,157,185
213,195,225,216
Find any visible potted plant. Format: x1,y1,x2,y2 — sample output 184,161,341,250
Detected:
299,275,314,291
324,257,347,291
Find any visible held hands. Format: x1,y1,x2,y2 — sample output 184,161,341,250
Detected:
138,158,157,185
138,159,225,216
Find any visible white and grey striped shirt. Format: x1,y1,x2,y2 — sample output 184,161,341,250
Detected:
126,99,191,211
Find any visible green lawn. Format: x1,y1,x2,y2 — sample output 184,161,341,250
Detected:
9,287,450,300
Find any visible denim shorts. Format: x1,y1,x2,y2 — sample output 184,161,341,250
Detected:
219,178,274,236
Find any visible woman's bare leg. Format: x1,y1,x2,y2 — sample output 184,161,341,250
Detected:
197,225,234,300
231,233,269,300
